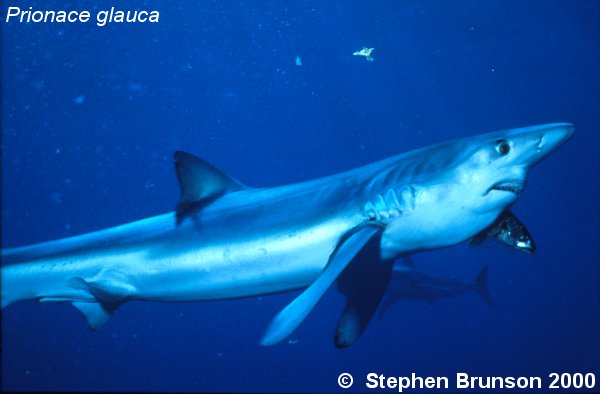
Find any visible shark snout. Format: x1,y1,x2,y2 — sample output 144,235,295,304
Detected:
513,123,574,167
537,123,574,154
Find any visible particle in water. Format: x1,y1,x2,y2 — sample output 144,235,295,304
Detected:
353,47,374,62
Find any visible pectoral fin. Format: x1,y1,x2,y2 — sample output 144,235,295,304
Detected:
377,294,397,321
260,224,382,346
335,231,393,348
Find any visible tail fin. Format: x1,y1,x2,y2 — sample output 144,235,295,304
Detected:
474,265,494,307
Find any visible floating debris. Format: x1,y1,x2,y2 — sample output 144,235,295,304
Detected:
295,56,302,66
353,47,374,62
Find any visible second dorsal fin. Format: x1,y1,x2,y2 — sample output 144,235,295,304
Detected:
174,151,246,225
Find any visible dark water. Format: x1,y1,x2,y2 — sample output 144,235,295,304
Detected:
2,1,599,392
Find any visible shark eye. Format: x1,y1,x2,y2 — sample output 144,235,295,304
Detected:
495,140,510,156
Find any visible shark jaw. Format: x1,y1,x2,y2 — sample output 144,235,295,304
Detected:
485,180,525,196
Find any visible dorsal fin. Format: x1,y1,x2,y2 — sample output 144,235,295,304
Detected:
174,151,246,225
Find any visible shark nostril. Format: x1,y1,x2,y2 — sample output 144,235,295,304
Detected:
536,136,545,152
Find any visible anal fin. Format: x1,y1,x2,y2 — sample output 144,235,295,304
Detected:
72,301,120,331
67,273,135,303
67,272,132,330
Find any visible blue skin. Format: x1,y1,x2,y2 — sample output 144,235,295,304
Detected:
1,123,573,345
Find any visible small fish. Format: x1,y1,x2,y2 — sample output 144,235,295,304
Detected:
295,56,302,66
470,209,535,253
353,47,374,62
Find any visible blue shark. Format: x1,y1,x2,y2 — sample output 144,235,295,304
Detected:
1,123,573,347
377,263,493,322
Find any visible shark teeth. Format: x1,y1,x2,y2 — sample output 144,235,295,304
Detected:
489,181,525,195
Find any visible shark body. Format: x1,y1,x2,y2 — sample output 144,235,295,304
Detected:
1,123,573,347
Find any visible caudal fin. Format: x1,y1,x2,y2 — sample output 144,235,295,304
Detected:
474,265,494,307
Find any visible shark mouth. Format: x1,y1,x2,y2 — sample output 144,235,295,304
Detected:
486,181,525,196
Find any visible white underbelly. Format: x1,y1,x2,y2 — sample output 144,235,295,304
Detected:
380,202,501,258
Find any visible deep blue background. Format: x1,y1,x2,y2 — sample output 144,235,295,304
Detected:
2,1,599,392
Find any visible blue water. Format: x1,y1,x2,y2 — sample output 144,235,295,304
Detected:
2,1,599,392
